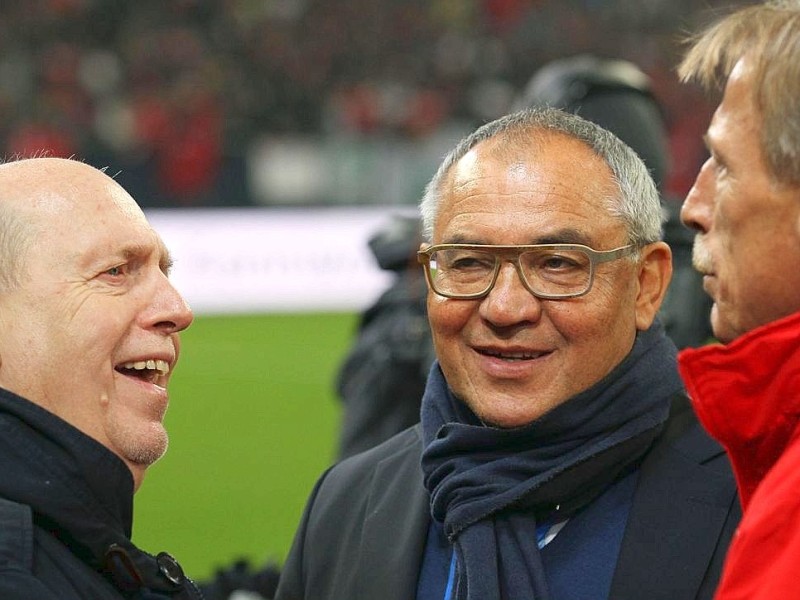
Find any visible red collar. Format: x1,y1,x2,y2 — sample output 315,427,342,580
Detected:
678,311,800,507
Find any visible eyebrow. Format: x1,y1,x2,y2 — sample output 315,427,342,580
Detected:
444,228,592,246
116,241,174,275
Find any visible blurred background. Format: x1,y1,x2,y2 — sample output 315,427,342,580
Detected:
0,0,750,207
2,0,755,582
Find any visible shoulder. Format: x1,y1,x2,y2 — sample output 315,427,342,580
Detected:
629,393,740,547
314,425,424,505
337,424,423,467
275,426,428,599
611,395,740,599
297,424,427,548
635,393,738,510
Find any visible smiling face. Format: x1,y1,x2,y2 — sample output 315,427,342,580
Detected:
426,133,669,428
0,158,194,489
680,56,800,343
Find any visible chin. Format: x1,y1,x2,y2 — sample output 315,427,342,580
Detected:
471,397,551,429
710,309,736,344
137,433,169,466
113,426,169,468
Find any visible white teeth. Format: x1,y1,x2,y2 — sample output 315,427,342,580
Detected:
121,359,170,375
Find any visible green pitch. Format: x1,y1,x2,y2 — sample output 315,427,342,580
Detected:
132,311,358,580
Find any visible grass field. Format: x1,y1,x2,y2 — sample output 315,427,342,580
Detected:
132,311,359,580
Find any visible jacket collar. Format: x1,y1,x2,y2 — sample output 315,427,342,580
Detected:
678,310,800,507
0,388,201,598
610,395,738,599
0,387,134,561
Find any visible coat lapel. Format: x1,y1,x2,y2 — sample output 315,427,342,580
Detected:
610,398,739,599
358,426,430,600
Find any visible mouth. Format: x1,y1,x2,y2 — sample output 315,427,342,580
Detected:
691,237,714,276
115,359,170,385
476,347,550,361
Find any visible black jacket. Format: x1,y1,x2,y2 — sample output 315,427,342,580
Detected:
0,388,203,600
336,269,433,460
275,395,741,600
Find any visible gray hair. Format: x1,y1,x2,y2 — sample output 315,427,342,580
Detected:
419,107,663,246
678,0,800,186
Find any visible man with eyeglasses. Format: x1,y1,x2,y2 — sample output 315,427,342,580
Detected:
275,108,739,600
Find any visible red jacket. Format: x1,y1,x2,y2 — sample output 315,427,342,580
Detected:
679,310,800,600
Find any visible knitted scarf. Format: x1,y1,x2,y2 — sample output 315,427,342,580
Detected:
420,322,682,600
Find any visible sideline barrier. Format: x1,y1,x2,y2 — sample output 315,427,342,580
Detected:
146,206,417,315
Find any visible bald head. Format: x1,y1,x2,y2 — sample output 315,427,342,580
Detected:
0,158,147,291
0,156,192,489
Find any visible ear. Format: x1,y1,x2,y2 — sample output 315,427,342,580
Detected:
634,241,672,331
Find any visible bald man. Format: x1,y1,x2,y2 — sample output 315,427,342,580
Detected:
0,158,201,599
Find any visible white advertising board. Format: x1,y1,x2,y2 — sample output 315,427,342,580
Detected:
146,207,419,314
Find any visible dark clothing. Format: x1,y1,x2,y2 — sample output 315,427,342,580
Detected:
417,469,637,600
0,388,203,600
336,269,434,459
539,470,636,600
418,323,679,599
276,388,740,599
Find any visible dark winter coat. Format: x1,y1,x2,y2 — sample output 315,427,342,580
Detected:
0,388,203,600
276,395,741,600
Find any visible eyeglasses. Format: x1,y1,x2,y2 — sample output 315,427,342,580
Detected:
417,243,638,300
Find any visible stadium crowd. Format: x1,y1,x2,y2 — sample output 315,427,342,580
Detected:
0,0,749,207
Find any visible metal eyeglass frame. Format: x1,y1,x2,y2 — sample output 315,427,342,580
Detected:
416,243,638,300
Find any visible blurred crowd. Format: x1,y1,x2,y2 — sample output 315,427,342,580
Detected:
0,0,748,208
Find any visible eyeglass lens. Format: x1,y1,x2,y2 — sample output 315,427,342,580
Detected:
429,247,593,297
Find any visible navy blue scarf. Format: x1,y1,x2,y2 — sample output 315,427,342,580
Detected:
420,322,682,600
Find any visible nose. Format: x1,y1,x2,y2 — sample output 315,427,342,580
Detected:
681,156,715,234
478,261,543,326
149,274,194,334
